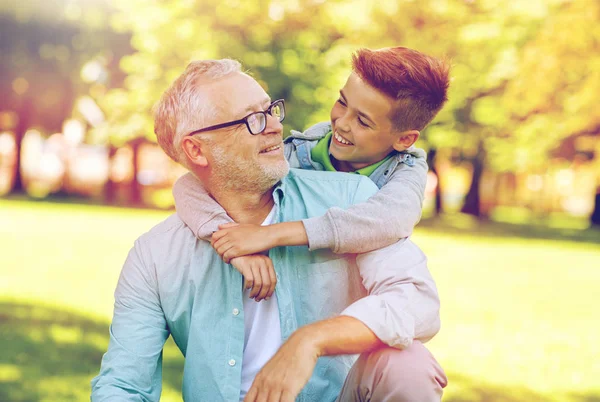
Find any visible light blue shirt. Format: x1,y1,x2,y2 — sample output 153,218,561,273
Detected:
91,168,440,401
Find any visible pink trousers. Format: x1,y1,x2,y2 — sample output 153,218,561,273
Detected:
337,341,447,402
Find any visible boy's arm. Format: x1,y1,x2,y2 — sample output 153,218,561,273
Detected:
212,152,428,261
302,152,428,253
173,172,233,240
91,239,169,401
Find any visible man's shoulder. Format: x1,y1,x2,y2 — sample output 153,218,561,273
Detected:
136,213,195,246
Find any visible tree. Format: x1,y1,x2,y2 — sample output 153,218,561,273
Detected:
0,2,130,192
98,0,600,220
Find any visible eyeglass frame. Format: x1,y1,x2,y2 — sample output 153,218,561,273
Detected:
186,99,285,137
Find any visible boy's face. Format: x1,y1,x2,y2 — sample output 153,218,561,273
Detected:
329,72,399,170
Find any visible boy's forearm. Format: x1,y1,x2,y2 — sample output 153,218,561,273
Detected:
268,221,309,248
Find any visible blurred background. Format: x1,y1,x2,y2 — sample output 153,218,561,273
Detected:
0,0,599,401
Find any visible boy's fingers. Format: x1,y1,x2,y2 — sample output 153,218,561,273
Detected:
223,247,240,264
222,250,231,264
215,242,233,260
211,230,226,243
212,236,225,250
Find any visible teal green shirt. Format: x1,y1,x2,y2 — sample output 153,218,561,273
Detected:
91,169,379,402
310,131,392,177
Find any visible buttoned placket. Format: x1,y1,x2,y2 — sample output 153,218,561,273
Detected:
224,268,245,401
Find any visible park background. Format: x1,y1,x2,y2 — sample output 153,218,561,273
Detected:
1,0,599,401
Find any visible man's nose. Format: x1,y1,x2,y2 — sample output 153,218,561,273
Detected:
263,113,283,136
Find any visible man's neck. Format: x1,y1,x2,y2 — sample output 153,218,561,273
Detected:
209,186,275,225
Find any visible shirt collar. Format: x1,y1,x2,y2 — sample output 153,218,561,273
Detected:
272,179,286,206
310,131,391,176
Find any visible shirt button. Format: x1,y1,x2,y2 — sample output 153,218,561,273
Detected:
228,359,236,366
232,308,240,316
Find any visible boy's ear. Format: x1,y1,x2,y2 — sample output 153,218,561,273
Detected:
392,130,420,152
181,136,209,168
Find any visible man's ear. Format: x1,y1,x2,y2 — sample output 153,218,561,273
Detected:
392,130,420,152
181,136,209,168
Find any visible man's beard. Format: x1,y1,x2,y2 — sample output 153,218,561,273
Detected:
209,145,290,193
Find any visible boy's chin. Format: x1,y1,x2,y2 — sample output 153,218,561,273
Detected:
329,145,349,160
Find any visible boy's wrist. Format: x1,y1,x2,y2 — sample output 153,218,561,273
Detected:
269,221,309,248
265,225,282,250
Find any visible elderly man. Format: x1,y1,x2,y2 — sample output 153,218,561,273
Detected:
91,59,446,402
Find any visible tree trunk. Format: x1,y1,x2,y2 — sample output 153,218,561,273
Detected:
591,186,600,227
461,152,485,218
104,146,118,204
427,148,442,215
12,98,33,193
130,140,142,206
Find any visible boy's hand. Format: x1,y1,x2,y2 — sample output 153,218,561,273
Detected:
212,223,275,263
230,255,277,301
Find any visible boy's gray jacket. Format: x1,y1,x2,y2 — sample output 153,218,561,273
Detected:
284,122,428,253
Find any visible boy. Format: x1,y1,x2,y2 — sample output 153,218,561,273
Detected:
174,46,450,299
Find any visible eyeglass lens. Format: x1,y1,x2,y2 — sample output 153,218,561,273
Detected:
248,100,285,135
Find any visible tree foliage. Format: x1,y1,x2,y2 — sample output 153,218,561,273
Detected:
100,0,598,157
3,0,598,216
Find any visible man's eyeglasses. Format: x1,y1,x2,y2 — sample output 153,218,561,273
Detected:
187,99,285,137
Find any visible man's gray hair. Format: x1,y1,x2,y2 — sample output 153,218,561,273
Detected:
153,59,242,165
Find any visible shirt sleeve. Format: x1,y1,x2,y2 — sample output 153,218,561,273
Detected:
172,172,233,240
340,239,440,349
91,239,170,401
301,150,428,254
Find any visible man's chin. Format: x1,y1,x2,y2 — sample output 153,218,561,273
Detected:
263,159,290,183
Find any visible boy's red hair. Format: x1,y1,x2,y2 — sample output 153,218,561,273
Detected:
352,47,450,132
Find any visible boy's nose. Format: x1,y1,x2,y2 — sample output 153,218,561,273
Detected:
336,114,351,133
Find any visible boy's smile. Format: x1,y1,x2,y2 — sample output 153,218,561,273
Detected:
333,130,353,146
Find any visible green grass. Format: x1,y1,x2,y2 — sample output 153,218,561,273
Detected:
1,198,599,402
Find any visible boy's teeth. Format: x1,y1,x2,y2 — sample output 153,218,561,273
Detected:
334,131,353,145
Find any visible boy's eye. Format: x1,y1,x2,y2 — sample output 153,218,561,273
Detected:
337,98,347,107
357,117,369,127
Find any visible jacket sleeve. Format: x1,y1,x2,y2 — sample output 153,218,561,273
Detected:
340,238,440,349
301,150,428,253
172,172,233,240
91,239,169,401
